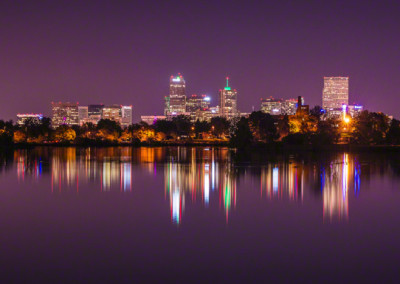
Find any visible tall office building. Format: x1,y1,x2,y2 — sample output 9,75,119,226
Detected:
51,102,79,128
102,105,122,124
322,77,349,110
219,77,238,119
165,74,187,116
121,105,133,128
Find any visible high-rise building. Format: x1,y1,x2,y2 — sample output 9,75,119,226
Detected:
165,74,187,116
322,77,349,110
121,105,133,127
102,105,122,124
16,114,43,126
219,77,238,119
78,106,89,125
51,102,79,128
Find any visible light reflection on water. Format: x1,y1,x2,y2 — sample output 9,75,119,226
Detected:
4,146,399,224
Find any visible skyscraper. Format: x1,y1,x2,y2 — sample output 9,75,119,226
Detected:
51,102,79,128
219,77,238,119
165,74,186,116
322,77,349,110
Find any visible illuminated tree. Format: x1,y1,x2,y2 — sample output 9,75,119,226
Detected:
13,130,27,143
53,125,76,142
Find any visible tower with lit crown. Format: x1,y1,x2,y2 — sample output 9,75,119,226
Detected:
165,74,186,116
219,77,238,119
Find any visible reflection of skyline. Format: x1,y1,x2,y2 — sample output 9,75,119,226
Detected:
9,147,400,225
164,148,235,224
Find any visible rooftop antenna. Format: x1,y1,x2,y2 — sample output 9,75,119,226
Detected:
226,77,229,88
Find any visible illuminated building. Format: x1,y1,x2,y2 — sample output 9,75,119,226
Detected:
16,113,43,125
322,77,349,110
348,104,363,117
165,74,187,116
51,102,79,128
261,97,283,115
281,99,298,115
295,96,309,115
121,105,133,128
140,115,167,125
87,104,104,124
219,77,238,119
261,98,298,116
185,94,212,122
186,94,210,112
78,106,89,125
102,105,122,124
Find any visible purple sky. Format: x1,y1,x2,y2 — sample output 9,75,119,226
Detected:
1,0,400,122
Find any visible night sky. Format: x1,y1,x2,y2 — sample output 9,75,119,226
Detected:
1,0,400,122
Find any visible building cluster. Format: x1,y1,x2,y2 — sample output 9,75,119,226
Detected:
15,75,365,128
141,74,239,125
17,103,132,128
260,76,363,120
51,103,132,128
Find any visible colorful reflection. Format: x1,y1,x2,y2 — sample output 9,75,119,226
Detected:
10,147,388,225
261,163,302,200
164,148,234,224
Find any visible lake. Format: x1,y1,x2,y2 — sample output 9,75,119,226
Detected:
1,146,400,282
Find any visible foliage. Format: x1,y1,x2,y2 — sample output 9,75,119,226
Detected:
352,111,390,145
229,117,253,149
248,111,278,143
53,125,76,142
210,117,230,138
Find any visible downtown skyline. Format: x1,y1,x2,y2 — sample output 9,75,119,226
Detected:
1,1,400,121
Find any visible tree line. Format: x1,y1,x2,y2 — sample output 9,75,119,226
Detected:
1,108,400,148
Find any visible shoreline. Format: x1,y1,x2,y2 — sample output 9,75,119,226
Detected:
5,141,400,152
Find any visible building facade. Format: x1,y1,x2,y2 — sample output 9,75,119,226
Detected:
78,106,89,125
51,102,79,128
102,105,122,124
16,114,43,126
87,104,104,124
121,105,133,127
261,98,283,115
322,77,349,110
141,115,167,125
219,77,238,119
165,74,187,116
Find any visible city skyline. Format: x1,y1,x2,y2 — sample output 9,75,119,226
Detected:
1,1,400,121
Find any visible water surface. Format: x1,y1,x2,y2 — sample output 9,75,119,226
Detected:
1,147,400,282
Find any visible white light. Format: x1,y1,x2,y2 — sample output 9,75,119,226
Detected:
204,97,211,101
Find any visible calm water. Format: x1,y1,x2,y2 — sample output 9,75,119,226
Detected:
1,147,400,282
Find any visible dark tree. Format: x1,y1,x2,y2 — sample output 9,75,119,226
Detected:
386,119,400,145
172,115,192,137
229,117,253,149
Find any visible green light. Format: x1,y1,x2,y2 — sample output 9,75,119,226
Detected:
224,87,231,90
